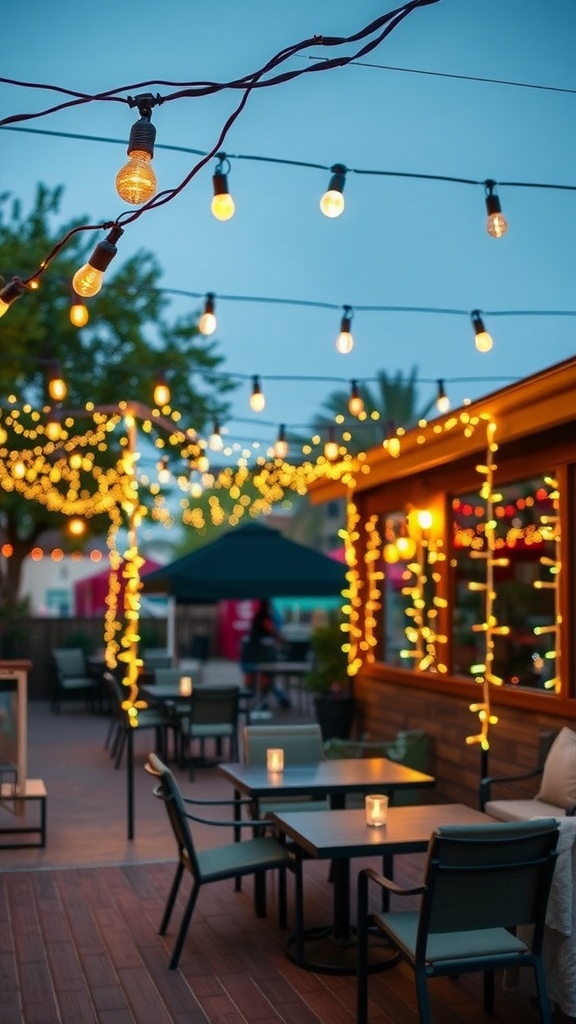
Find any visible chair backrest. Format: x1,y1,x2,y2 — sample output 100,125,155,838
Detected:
145,753,201,879
142,650,173,671
188,685,240,728
53,647,87,677
243,723,325,766
418,819,559,950
154,668,193,688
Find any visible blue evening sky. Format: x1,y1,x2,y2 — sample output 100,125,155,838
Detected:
2,0,574,456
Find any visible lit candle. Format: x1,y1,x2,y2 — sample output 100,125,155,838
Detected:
179,675,193,697
365,793,388,827
267,748,284,773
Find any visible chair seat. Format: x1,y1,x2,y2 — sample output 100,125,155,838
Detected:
197,836,289,882
60,676,93,689
485,798,568,821
257,797,331,817
187,723,235,739
374,911,529,964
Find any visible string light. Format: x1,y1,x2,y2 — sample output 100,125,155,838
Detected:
324,426,339,461
484,179,508,239
208,419,223,451
153,372,170,407
348,380,364,416
471,309,494,353
274,424,289,460
47,361,67,403
198,293,217,335
72,225,124,297
115,94,159,206
336,305,354,354
249,375,265,412
211,155,235,221
0,277,25,317
69,290,89,327
320,163,347,218
436,378,450,413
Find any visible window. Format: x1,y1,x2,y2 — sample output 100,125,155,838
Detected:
452,473,560,692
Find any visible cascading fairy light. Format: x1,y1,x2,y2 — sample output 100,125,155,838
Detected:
533,475,562,692
466,418,507,756
339,486,362,678
363,514,383,663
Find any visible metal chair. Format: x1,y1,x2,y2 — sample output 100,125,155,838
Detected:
356,818,560,1024
178,685,241,778
104,671,173,768
242,723,330,818
51,647,95,713
145,753,291,969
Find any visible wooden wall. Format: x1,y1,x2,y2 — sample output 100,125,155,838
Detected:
353,668,573,810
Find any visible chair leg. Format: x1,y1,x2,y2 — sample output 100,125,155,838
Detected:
160,862,185,935
483,969,495,1015
357,871,370,1024
254,869,267,918
532,961,553,1024
414,965,433,1024
278,866,287,930
114,729,127,769
169,882,200,970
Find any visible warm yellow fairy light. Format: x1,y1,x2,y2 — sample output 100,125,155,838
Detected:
320,163,346,218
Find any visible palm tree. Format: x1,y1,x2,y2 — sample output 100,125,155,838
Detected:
310,366,436,455
286,367,435,550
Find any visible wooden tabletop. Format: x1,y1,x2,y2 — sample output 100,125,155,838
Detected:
270,803,495,860
217,757,435,800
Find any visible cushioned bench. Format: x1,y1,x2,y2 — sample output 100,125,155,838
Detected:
480,727,576,821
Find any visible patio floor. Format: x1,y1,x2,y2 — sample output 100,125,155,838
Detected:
0,663,556,1023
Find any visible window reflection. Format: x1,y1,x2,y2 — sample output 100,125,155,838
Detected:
452,474,560,691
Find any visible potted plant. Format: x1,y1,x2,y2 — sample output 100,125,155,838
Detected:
304,619,355,741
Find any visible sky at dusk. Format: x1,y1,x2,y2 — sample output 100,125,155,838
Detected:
2,0,574,458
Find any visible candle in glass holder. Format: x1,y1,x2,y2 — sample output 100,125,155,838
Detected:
365,793,388,827
179,675,193,697
267,748,284,773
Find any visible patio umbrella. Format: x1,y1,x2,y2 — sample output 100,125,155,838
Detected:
141,522,346,602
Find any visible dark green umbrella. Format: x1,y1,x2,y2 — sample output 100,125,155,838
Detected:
141,522,345,602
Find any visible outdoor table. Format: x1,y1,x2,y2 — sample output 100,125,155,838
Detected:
249,661,312,715
270,803,496,974
217,757,436,813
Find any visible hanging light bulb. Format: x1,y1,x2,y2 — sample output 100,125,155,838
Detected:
324,427,339,462
116,95,158,205
436,379,450,414
249,375,265,412
198,293,217,335
211,156,235,221
484,180,508,238
336,305,354,354
156,456,170,485
274,424,289,460
47,361,67,403
197,452,210,473
383,422,401,458
72,226,124,298
45,408,61,442
209,420,223,452
320,163,347,218
69,291,89,327
153,372,170,407
471,309,494,353
348,380,364,416
0,277,25,318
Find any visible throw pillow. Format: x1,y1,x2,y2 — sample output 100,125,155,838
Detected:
537,727,576,807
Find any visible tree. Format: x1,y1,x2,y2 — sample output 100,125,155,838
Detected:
0,185,237,609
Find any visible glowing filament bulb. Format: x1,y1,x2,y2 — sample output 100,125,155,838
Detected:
336,305,354,354
436,379,450,413
153,374,170,407
199,293,216,335
211,159,235,221
274,425,289,460
0,277,25,318
348,380,364,416
484,180,508,239
250,376,265,412
48,362,67,402
324,428,339,461
209,421,223,451
69,293,89,327
116,110,157,205
320,163,346,218
471,310,493,353
72,226,123,298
